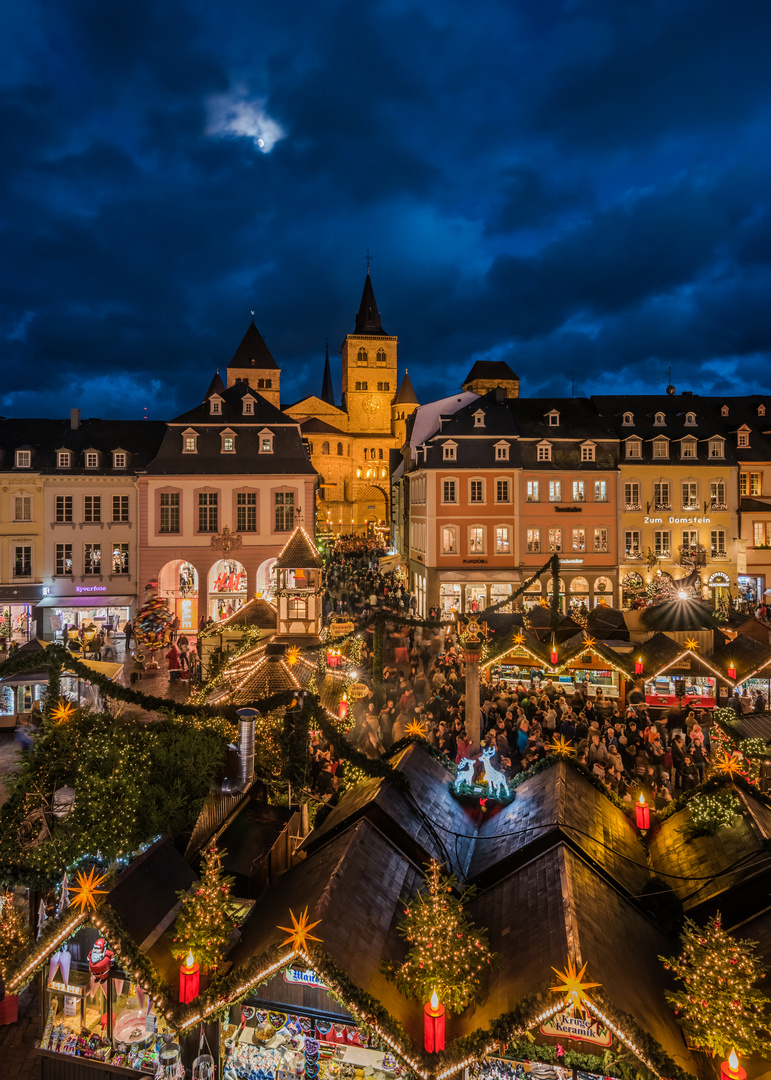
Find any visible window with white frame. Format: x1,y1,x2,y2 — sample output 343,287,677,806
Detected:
113,495,129,522
526,479,539,502
183,433,197,453
709,438,724,459
84,495,101,523
495,442,509,460
85,452,99,469
754,522,771,546
653,438,668,459
274,491,294,531
548,528,562,552
711,529,727,556
55,543,72,575
654,530,671,557
573,480,585,501
113,451,127,469
594,527,608,552
537,442,552,461
112,543,129,574
625,530,641,556
681,439,697,459
469,479,484,503
710,480,726,507
549,479,562,502
14,546,31,578
624,481,640,509
243,398,254,415
738,428,750,447
236,492,257,532
626,439,642,458
57,451,71,469
473,410,485,428
55,495,73,523
259,430,274,453
581,443,595,462
682,481,698,509
159,492,180,533
653,481,671,509
681,529,698,552
14,495,31,521
84,543,101,574
210,398,222,414
442,442,457,461
571,527,586,552
198,492,218,533
222,436,235,453
495,478,510,502
594,480,608,502
496,526,510,554
442,479,457,503
16,450,31,468
441,526,457,554
741,472,761,497
526,528,540,553
469,526,485,553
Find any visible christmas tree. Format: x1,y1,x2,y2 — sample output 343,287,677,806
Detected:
661,912,771,1055
0,890,30,978
171,845,236,971
383,860,494,1013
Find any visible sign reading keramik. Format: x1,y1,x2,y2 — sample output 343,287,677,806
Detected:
540,1010,612,1046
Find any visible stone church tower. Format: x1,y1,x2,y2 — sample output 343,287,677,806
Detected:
341,272,398,434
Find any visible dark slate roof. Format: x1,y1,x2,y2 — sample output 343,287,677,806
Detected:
320,345,336,407
462,359,520,384
392,371,418,405
218,597,278,631
172,377,288,425
205,372,226,398
353,273,387,336
274,526,323,568
586,605,630,641
632,631,687,675
640,599,725,633
300,417,346,435
741,497,771,513
709,634,771,682
0,417,167,474
229,320,279,371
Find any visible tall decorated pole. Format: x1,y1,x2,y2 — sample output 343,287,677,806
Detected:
550,553,561,625
460,615,486,754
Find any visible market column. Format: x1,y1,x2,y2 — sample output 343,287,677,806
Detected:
461,616,486,754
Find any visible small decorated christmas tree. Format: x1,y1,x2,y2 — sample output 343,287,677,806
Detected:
0,890,30,978
383,860,494,1013
661,912,771,1055
172,846,235,971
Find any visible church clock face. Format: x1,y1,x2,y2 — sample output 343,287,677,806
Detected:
363,394,381,413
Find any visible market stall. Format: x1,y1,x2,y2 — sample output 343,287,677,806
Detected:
644,672,717,708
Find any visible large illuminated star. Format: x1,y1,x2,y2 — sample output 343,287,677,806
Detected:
685,638,700,651
70,866,109,913
550,959,601,1018
513,633,525,646
538,598,549,608
714,755,744,778
51,700,76,724
405,719,428,739
277,907,322,952
549,735,575,758
582,636,596,651
286,646,301,665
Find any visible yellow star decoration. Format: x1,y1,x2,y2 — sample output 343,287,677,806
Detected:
405,719,428,739
550,959,602,1018
549,735,575,757
714,755,744,778
685,637,700,650
70,866,109,913
277,907,322,952
513,633,525,646
582,636,596,651
286,646,301,665
538,598,550,607
51,700,76,724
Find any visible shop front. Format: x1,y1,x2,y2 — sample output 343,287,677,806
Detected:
561,664,621,699
158,560,200,636
36,590,135,642
0,584,44,644
708,570,732,606
208,559,247,621
738,574,765,606
644,660,717,708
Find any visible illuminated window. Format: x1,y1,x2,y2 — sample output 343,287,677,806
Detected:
526,528,540,553
496,526,510,554
526,480,539,501
469,526,485,553
548,528,562,552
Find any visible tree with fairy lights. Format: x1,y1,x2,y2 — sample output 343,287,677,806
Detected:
382,860,495,1013
0,890,30,978
172,845,236,972
661,912,771,1055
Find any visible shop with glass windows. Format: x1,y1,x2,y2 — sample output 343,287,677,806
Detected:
36,590,135,644
645,670,717,708
708,571,732,607
738,574,765,606
158,559,200,636
0,585,43,644
208,559,247,621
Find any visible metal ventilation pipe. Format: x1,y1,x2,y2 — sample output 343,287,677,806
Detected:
221,708,257,794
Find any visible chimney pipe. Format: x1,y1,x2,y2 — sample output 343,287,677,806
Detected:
70,409,80,430
221,708,257,794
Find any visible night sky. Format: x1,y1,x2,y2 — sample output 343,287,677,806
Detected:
3,0,771,420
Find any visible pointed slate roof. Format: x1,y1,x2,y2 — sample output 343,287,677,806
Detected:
204,371,226,399
320,344,336,407
229,320,279,371
392,370,418,406
274,525,323,568
354,272,387,336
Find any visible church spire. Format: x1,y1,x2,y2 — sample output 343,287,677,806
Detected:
354,272,386,336
320,341,336,407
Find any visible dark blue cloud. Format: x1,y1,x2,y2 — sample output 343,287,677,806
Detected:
1,0,771,418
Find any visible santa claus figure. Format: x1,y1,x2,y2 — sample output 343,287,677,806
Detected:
88,937,114,981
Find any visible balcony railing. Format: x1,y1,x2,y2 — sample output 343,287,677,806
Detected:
711,551,729,560
625,549,644,560
653,502,672,511
625,503,641,511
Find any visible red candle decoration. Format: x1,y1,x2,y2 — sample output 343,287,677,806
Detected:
635,793,650,830
179,950,200,1004
721,1051,746,1080
338,694,348,721
634,656,644,675
550,647,558,666
728,661,737,681
424,990,445,1053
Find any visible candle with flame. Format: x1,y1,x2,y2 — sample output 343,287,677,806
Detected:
635,792,650,830
720,1051,746,1080
338,693,348,721
179,950,200,1004
424,990,445,1052
728,661,737,680
634,656,643,675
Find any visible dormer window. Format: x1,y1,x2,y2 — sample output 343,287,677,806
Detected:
209,394,223,415
494,441,509,461
547,410,560,426
182,428,198,453
242,397,255,415
443,441,457,461
622,412,634,426
57,451,71,469
85,451,99,469
15,450,31,468
221,429,236,454
681,438,697,459
626,438,642,459
258,428,274,454
580,442,595,462
652,437,669,459
721,404,729,416
709,437,725,459
113,451,127,469
473,410,485,428
654,412,666,426
685,412,697,426
537,441,552,462
737,426,750,448
758,404,766,417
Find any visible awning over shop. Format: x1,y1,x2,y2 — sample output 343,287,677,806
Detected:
36,594,135,608
0,585,44,603
378,554,403,571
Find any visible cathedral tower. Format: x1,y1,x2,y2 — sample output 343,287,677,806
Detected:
227,321,281,409
341,273,397,434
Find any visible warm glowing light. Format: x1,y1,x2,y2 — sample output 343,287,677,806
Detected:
51,700,76,724
549,734,575,757
277,907,322,951
729,1052,739,1072
685,637,700,650
430,989,439,1010
550,958,601,1018
582,635,596,651
405,719,428,739
715,755,743,777
677,590,688,599
186,951,194,969
70,866,109,913
638,793,645,805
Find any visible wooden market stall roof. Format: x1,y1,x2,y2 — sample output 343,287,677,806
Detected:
217,597,278,632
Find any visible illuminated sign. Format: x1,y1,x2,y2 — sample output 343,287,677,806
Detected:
176,596,198,633
49,980,84,996
560,558,584,564
75,585,107,593
540,1010,611,1046
283,967,327,990
644,516,712,525
211,572,246,593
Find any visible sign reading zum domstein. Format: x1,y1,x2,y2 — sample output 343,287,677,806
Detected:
540,1010,612,1046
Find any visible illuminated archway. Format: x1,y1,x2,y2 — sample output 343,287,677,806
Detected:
208,559,247,621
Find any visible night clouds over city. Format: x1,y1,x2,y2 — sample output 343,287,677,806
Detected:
2,0,771,418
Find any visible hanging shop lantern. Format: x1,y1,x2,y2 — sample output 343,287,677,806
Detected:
423,990,445,1053
635,793,650,831
179,951,200,1004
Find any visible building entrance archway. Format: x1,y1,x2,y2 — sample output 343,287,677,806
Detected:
208,558,247,621
158,560,199,634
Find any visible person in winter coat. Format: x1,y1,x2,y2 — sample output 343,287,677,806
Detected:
165,643,181,679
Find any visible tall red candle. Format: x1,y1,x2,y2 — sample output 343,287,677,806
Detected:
179,951,200,1004
635,793,650,830
338,694,348,721
424,991,445,1053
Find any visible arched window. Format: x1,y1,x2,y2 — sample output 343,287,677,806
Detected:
357,348,368,366
376,348,387,364
337,442,343,455
258,378,265,388
371,447,376,459
322,441,330,455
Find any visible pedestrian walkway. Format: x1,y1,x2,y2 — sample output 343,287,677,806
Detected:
0,982,41,1080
